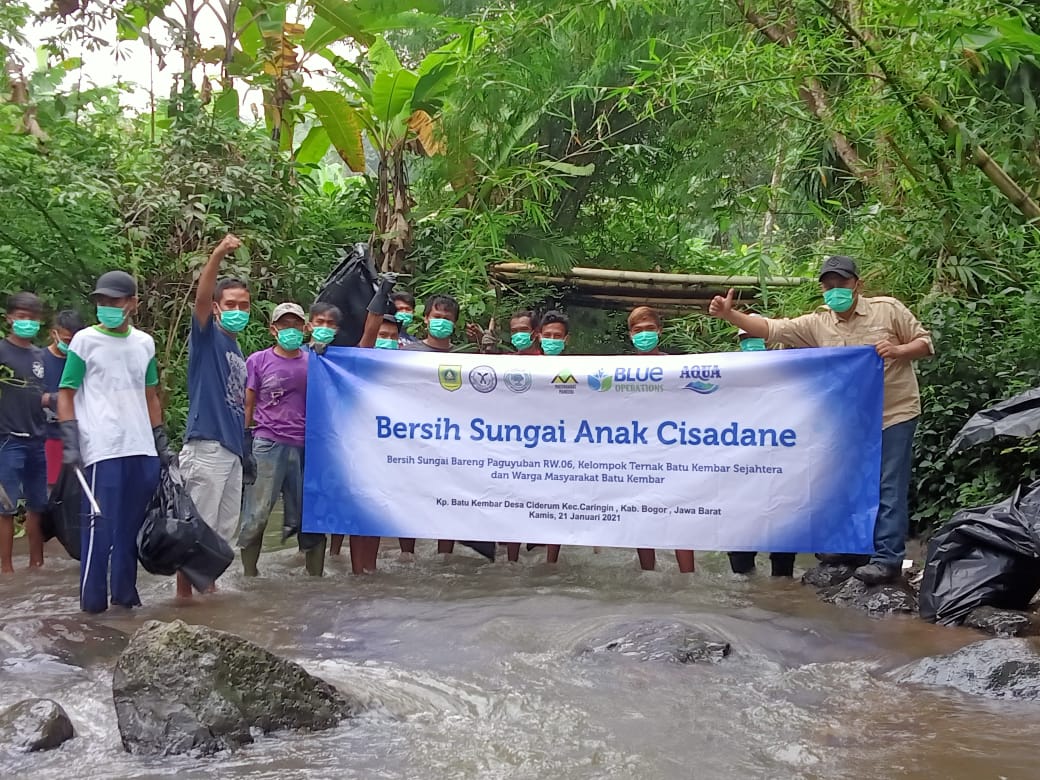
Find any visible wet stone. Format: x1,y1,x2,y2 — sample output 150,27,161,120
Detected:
818,576,917,615
801,564,857,589
113,619,363,756
964,606,1039,638
898,638,1040,700
579,620,731,664
0,699,74,752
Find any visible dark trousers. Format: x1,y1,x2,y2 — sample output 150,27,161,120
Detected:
80,455,160,614
728,551,796,577
872,417,918,566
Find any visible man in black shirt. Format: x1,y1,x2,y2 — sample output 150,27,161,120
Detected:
0,292,48,573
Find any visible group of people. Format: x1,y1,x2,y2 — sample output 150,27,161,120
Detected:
0,240,932,614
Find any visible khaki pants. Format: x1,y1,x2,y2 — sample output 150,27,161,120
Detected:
179,439,243,544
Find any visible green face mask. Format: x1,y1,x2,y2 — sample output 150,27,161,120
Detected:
631,330,659,352
511,332,533,350
823,287,855,313
311,326,336,345
96,305,127,329
57,340,69,355
395,311,414,326
541,337,565,356
375,337,399,350
740,337,766,352
428,318,454,339
219,309,250,333
11,319,40,339
276,327,304,350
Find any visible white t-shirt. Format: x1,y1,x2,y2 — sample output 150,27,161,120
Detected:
60,326,159,467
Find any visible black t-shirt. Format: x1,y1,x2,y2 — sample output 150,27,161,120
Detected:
0,338,47,439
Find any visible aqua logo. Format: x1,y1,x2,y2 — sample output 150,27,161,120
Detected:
587,369,613,392
679,365,721,380
683,380,719,395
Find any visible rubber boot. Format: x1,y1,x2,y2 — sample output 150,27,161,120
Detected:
304,537,326,577
241,542,262,577
770,553,796,577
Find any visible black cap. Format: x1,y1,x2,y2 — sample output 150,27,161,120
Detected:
818,255,858,280
91,270,138,298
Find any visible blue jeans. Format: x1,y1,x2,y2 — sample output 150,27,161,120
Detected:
238,437,321,551
0,435,47,514
873,417,918,567
80,455,161,613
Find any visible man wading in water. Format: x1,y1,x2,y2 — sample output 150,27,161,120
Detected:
709,255,933,585
627,306,696,574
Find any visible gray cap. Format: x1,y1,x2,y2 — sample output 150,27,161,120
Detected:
271,302,306,323
818,255,859,280
91,270,137,298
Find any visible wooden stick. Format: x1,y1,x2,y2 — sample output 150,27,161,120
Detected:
489,262,809,287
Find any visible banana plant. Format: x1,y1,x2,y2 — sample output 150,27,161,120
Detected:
303,30,478,272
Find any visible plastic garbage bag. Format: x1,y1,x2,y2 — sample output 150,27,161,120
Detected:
137,465,234,592
947,386,1040,454
314,242,378,347
39,466,82,561
460,541,497,561
919,482,1040,625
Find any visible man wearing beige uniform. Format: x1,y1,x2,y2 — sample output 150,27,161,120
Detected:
709,255,933,585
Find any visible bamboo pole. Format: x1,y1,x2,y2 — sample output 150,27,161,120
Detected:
492,273,740,297
490,263,809,287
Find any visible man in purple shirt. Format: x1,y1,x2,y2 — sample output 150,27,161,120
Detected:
238,302,326,577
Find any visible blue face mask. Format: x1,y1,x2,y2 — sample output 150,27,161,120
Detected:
631,330,659,352
375,337,399,350
428,318,454,339
511,332,533,350
823,287,855,313
740,337,766,352
219,309,250,333
96,305,127,329
311,326,336,345
541,337,565,356
395,311,414,326
276,327,304,351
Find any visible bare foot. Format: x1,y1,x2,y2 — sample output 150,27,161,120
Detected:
1,565,14,575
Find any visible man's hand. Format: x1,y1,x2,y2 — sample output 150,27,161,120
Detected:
242,430,257,485
708,288,736,320
215,234,242,258
60,420,81,467
465,322,485,344
875,340,905,360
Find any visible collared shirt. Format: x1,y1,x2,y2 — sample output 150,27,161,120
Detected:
765,295,933,429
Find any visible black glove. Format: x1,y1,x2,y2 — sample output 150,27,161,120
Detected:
152,425,174,467
367,272,398,315
242,429,257,485
60,420,81,467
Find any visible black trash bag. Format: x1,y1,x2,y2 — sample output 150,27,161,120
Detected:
137,465,234,592
314,242,379,347
459,541,497,561
919,482,1040,625
40,466,82,561
947,386,1040,454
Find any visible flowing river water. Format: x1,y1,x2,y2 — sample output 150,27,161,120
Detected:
2,539,1039,779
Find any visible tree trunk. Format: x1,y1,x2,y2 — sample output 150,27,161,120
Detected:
735,0,873,183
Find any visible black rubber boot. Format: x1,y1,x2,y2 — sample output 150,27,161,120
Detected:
770,552,796,577
728,551,757,574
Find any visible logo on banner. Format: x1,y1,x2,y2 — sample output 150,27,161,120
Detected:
503,369,532,393
438,365,462,391
587,369,613,392
551,370,578,394
680,364,721,395
612,366,664,393
469,365,498,393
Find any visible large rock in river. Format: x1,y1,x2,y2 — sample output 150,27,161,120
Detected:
0,699,74,752
897,638,1040,700
578,620,731,664
113,619,361,755
818,576,917,615
963,606,1039,638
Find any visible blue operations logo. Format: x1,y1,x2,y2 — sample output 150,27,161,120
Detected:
587,369,613,392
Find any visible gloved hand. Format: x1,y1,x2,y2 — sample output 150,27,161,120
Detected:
367,272,399,315
152,425,174,467
242,429,257,485
60,420,82,467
